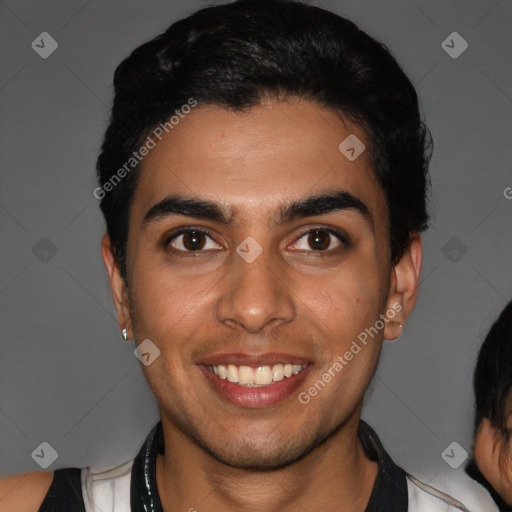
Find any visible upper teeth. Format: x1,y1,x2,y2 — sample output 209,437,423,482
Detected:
207,363,307,387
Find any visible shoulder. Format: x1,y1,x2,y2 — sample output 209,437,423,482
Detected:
0,471,54,512
0,461,135,512
406,471,499,512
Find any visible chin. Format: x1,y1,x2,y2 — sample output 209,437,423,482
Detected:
192,418,342,471
203,440,313,471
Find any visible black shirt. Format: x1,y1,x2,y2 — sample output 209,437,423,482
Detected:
38,420,409,511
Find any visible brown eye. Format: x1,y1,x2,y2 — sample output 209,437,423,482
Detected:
290,227,350,253
181,230,206,251
307,230,331,251
166,228,222,253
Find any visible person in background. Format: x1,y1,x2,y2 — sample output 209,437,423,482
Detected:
466,299,512,511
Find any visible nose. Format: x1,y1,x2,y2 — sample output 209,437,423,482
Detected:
215,242,296,333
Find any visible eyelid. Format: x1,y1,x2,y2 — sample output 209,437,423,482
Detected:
163,224,351,254
290,225,351,250
163,226,222,251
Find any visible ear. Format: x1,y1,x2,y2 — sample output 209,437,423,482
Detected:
383,232,423,340
101,234,133,338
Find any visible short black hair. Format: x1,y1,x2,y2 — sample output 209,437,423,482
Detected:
96,0,432,283
473,299,512,468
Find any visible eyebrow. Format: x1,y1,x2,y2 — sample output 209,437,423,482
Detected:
141,190,371,230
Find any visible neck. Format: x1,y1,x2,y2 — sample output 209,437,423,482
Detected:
156,415,378,512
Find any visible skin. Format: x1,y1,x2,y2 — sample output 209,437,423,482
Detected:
0,99,422,512
474,394,512,505
0,472,54,512
104,99,422,512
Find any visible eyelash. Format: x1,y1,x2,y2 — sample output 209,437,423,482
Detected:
163,225,351,257
293,226,351,253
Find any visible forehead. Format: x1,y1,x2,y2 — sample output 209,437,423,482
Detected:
130,99,386,227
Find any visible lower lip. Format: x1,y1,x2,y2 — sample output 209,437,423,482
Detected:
198,365,313,408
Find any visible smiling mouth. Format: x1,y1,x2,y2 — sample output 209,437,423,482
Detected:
204,363,309,387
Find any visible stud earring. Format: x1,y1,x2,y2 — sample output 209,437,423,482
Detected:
384,319,404,329
121,328,128,341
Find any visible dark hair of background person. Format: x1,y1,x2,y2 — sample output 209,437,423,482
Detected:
96,0,433,285
473,299,512,472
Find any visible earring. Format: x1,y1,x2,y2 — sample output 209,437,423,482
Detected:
398,323,404,329
121,328,128,341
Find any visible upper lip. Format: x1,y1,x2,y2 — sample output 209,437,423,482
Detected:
196,352,311,367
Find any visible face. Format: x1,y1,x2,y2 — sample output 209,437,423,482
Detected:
103,99,421,470
474,394,512,504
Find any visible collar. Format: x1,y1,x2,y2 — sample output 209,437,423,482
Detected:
130,419,408,511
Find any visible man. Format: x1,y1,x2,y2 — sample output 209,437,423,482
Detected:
0,0,498,510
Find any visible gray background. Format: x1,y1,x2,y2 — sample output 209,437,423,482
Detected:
1,0,511,488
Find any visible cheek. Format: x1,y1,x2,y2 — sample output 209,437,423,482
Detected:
474,425,505,491
128,257,213,344
311,262,384,327
505,439,512,483
300,267,385,369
